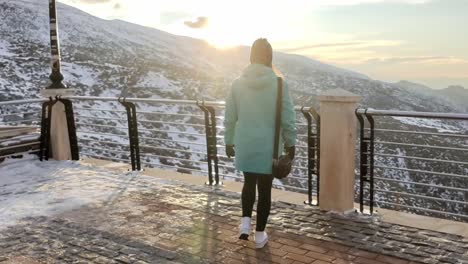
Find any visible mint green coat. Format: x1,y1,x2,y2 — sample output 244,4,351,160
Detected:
224,64,297,174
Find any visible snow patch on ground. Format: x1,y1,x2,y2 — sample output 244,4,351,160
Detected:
136,72,180,93
0,155,159,229
61,62,98,87
0,40,14,57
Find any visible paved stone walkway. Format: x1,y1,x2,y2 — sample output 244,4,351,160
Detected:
0,160,467,264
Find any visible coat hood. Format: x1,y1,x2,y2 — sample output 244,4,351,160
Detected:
238,64,277,90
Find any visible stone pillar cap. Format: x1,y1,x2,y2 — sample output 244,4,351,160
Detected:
318,88,361,103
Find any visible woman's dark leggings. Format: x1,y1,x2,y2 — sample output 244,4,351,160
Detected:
242,172,274,232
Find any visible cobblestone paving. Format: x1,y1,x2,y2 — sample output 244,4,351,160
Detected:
1,161,467,264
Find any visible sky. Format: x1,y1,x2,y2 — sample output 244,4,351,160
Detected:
58,0,468,89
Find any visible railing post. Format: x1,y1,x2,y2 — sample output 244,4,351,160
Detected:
57,97,79,161
318,89,361,213
356,109,375,214
119,98,141,171
206,106,221,186
364,112,375,214
301,107,320,206
356,111,367,213
197,103,214,185
39,98,56,161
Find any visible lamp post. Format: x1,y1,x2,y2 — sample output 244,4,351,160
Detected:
47,0,66,89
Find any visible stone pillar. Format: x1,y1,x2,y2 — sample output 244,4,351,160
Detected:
318,89,361,213
41,89,73,160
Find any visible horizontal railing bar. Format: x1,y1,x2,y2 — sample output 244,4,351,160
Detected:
134,110,204,119
79,138,129,147
1,119,41,124
373,140,468,152
373,176,468,192
81,146,129,155
0,142,39,151
0,99,47,106
367,199,468,219
66,96,226,107
373,165,468,179
140,144,207,156
217,164,236,169
141,161,208,174
141,153,207,164
78,130,127,138
138,127,208,137
374,153,468,166
366,187,468,205
0,112,40,117
357,108,468,120
139,119,207,128
75,107,127,113
76,115,127,122
81,152,129,163
76,122,127,130
367,128,468,139
139,136,206,147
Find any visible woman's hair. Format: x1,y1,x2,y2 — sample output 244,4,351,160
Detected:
250,38,273,67
250,38,283,77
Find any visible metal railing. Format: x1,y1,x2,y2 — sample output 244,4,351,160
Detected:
356,108,468,222
0,99,46,159
66,96,321,205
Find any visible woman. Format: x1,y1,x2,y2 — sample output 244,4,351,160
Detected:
224,38,297,249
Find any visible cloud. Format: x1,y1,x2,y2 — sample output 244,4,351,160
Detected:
280,40,400,53
184,17,209,29
113,3,121,9
365,56,468,64
281,41,366,52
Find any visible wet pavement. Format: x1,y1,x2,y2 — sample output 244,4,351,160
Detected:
0,158,467,263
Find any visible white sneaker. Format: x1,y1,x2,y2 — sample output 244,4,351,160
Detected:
239,217,251,240
255,231,268,249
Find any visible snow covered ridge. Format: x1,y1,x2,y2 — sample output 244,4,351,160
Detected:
1,0,464,114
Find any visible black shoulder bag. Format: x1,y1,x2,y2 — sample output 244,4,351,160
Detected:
272,77,293,179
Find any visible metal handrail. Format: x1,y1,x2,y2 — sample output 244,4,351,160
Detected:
356,107,468,221
374,153,468,166
373,140,468,152
1,97,320,204
356,108,468,120
366,128,468,139
373,176,467,192
370,165,468,179
0,112,40,117
65,96,226,107
141,153,207,164
0,99,47,106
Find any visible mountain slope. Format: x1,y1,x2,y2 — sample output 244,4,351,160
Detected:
0,0,462,115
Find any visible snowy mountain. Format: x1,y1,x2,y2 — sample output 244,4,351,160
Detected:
1,0,467,221
0,0,462,114
395,81,468,112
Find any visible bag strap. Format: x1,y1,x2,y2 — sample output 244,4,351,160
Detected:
273,77,283,160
